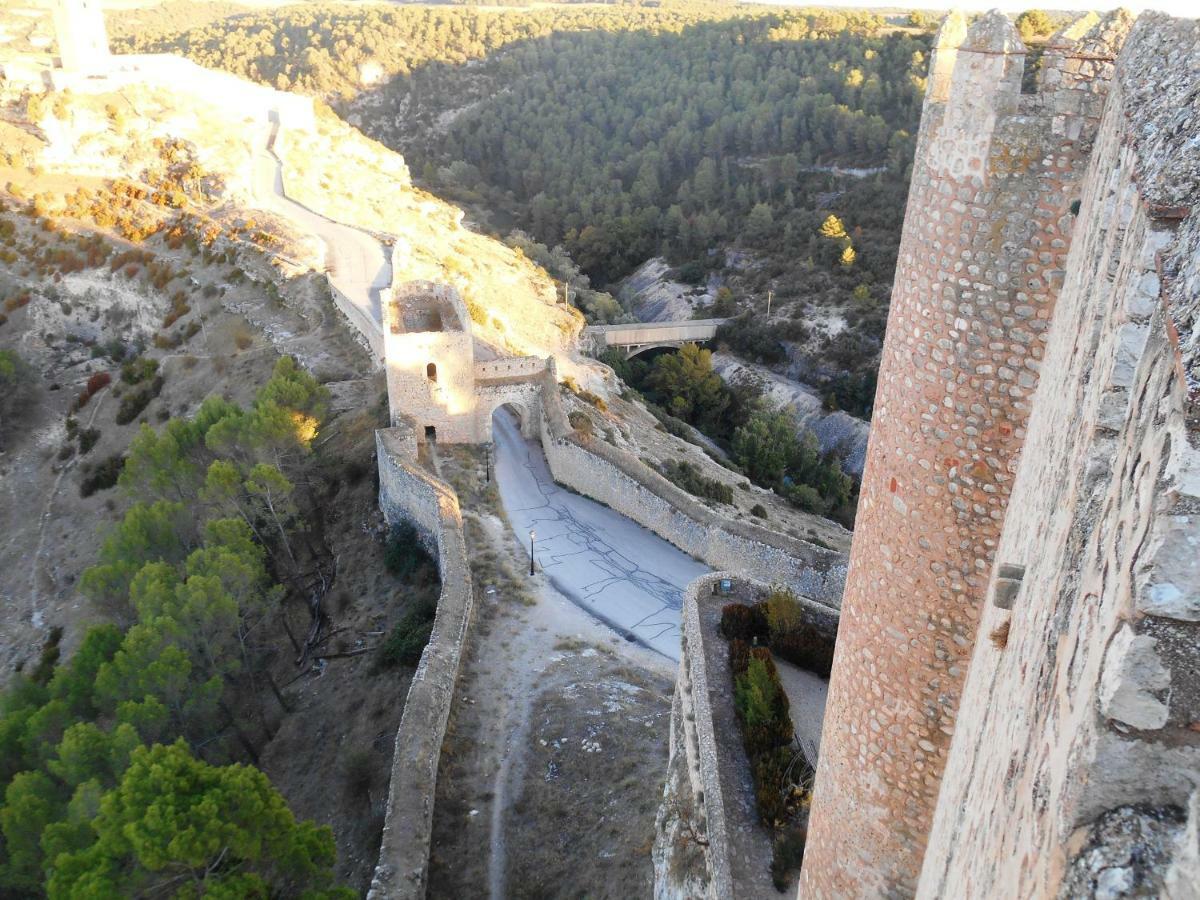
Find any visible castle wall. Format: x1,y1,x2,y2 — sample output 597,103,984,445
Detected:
917,15,1200,897
370,427,477,900
800,11,1131,896
538,373,848,604
655,573,841,900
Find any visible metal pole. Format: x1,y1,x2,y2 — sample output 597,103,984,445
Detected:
529,530,536,575
767,289,773,317
485,443,490,483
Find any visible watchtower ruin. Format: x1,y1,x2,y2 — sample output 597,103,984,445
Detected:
51,0,110,74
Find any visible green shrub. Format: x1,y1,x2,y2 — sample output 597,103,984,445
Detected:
384,521,432,580
660,459,733,504
751,745,792,825
120,356,158,384
734,651,793,755
115,376,164,425
80,453,125,497
770,623,836,678
78,427,101,454
751,503,767,519
719,602,767,643
375,594,437,670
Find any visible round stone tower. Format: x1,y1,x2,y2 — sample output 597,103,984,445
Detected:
799,10,1123,896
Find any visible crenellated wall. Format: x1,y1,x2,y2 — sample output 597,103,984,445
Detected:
801,9,1136,896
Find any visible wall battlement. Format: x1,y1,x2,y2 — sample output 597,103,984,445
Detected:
801,9,1197,898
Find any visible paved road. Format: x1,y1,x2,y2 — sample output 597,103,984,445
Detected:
492,408,708,660
251,122,390,333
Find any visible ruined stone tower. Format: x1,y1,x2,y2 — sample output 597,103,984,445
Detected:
800,10,1134,896
51,0,110,74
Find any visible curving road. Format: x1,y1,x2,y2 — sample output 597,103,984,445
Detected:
492,408,708,660
251,120,390,334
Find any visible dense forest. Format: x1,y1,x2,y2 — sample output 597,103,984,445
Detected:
116,3,933,418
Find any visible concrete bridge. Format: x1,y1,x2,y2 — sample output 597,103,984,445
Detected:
584,318,728,359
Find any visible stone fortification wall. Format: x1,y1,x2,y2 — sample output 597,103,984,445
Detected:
45,54,315,130
538,372,847,603
383,281,477,443
369,427,476,899
329,279,384,361
800,11,1134,896
917,15,1200,897
655,573,839,899
654,573,740,900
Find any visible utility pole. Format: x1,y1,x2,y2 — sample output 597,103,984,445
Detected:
528,530,537,575
766,289,773,317
485,443,491,483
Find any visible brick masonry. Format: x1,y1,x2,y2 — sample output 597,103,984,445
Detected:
802,10,1117,891
801,10,1199,898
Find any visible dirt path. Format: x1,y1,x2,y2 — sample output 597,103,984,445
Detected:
28,385,109,627
427,446,676,899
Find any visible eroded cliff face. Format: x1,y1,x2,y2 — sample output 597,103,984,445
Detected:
2,62,582,366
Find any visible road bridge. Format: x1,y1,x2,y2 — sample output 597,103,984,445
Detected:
584,318,728,359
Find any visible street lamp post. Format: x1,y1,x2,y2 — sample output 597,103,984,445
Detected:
529,530,536,576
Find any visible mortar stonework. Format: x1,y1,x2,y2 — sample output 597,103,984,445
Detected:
917,15,1200,897
802,10,1199,899
369,427,476,899
801,10,1137,896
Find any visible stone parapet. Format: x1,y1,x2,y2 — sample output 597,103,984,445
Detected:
655,573,839,899
369,427,476,899
538,375,847,603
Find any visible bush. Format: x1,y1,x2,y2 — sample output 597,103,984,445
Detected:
751,745,792,825
375,594,437,670
85,371,111,395
734,650,793,755
80,453,125,497
771,625,836,678
751,503,767,519
771,822,808,890
578,389,607,411
384,521,432,580
78,427,101,454
729,637,751,677
720,602,768,643
660,459,733,504
115,376,164,425
120,357,158,384
568,410,594,436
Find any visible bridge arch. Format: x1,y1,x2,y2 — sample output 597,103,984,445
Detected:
622,339,713,359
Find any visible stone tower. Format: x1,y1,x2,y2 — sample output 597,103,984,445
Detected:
800,10,1128,896
52,0,110,73
383,281,478,444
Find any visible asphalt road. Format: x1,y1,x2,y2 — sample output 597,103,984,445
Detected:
253,123,390,332
492,408,709,660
